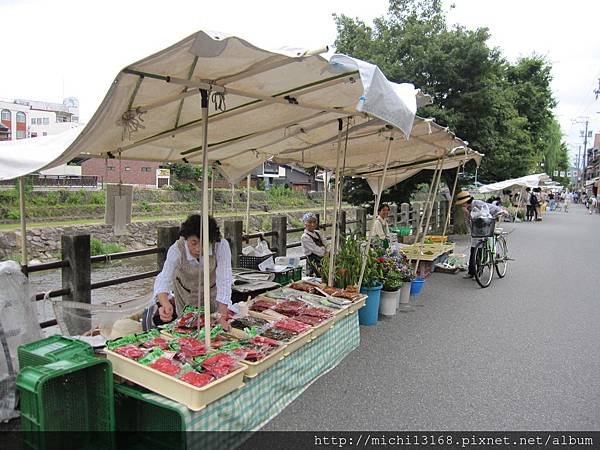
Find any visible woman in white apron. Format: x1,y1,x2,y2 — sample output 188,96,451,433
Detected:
142,214,232,330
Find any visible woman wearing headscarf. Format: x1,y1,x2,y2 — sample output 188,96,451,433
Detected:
300,212,328,276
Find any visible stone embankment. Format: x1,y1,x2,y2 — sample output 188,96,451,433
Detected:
0,208,355,262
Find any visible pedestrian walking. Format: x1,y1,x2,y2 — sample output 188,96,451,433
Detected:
525,187,534,222
589,195,597,215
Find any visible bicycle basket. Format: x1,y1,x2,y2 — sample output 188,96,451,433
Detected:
471,217,495,238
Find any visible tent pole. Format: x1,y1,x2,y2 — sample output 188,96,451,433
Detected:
245,175,251,235
199,90,212,350
327,120,344,288
415,155,446,274
414,158,442,244
442,163,462,236
357,131,394,291
231,183,235,212
209,166,215,215
322,171,327,229
19,177,28,267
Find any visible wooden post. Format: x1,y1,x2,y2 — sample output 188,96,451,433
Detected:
356,208,367,237
61,234,91,335
390,203,398,226
157,226,180,271
400,203,410,227
224,219,243,268
19,177,28,267
337,209,346,249
271,215,287,257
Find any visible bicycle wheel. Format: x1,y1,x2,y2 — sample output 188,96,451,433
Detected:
494,236,508,278
474,242,493,288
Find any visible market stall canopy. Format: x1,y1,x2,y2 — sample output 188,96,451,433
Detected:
478,173,551,194
0,30,426,181
357,147,482,195
0,126,83,180
272,117,470,176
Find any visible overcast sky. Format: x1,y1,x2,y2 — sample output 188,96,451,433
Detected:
2,0,599,166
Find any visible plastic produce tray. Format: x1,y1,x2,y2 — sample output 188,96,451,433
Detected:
348,295,367,314
225,329,287,378
310,317,335,339
18,335,93,369
105,350,246,411
17,356,114,432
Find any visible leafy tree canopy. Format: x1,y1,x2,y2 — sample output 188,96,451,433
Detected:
335,0,568,205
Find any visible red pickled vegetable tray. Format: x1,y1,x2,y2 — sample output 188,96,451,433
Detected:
106,337,246,411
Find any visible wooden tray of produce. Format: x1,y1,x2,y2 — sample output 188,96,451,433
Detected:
106,349,246,411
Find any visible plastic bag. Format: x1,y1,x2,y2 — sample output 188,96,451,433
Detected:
0,261,42,422
254,239,272,256
471,202,492,219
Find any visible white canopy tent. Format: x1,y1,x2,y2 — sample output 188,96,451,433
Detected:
478,173,550,194
0,31,424,182
357,147,482,195
1,30,433,348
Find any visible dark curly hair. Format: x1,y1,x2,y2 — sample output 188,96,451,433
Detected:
180,214,221,242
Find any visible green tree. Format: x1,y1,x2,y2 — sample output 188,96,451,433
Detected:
334,0,562,204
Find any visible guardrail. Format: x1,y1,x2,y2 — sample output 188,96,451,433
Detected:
26,201,452,331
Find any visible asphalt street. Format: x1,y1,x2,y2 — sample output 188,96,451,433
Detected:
264,204,600,430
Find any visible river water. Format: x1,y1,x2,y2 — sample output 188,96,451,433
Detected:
33,254,156,327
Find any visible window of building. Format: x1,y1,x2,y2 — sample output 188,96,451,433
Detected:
124,166,131,171
141,167,151,172
43,117,50,125
263,161,279,175
107,166,115,171
1,109,10,121
42,132,47,136
16,130,26,139
16,112,26,123
31,132,38,138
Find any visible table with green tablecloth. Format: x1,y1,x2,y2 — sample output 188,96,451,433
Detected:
116,311,359,440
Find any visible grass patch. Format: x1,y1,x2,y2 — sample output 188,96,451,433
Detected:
90,237,124,256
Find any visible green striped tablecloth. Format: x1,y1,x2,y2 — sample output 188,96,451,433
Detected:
135,312,359,435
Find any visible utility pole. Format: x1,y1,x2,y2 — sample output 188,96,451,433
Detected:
573,117,590,190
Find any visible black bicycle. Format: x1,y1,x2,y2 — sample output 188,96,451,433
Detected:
472,217,510,288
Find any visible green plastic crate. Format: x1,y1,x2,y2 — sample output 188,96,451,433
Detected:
273,267,295,285
114,383,185,450
292,266,302,282
18,335,93,370
17,356,114,433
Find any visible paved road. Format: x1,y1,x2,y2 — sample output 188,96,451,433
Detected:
265,205,600,430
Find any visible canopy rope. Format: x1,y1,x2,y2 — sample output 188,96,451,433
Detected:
118,107,146,140
211,91,227,112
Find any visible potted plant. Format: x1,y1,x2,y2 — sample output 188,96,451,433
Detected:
321,233,363,289
379,259,403,316
388,248,414,305
357,245,384,325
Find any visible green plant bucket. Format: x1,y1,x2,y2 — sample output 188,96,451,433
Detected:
399,227,411,236
359,282,382,326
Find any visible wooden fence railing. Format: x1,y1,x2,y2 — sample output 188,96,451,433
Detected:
26,201,453,331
